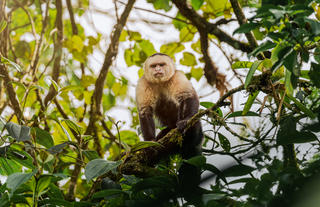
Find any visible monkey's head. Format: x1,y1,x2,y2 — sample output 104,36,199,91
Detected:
143,53,175,83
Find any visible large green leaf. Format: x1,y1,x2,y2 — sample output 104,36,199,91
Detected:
85,159,122,182
35,127,54,148
6,169,37,193
5,122,30,142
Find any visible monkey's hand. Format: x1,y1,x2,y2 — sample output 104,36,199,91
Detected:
177,120,188,133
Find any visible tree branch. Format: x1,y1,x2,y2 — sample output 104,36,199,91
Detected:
85,0,136,135
229,0,258,48
0,0,23,122
172,0,253,53
44,0,63,107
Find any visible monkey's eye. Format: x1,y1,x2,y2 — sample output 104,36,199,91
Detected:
159,63,166,67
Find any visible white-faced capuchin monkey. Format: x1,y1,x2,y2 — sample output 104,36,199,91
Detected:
136,53,203,159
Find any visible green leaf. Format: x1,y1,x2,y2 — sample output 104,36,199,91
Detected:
62,119,83,135
309,62,320,88
38,199,73,207
160,42,185,57
139,40,156,57
242,91,259,115
286,93,316,119
36,175,52,196
47,142,67,154
71,35,84,52
191,67,202,81
184,155,206,168
191,0,204,10
305,18,320,35
147,0,171,11
179,27,195,42
245,60,262,88
92,189,126,199
131,141,162,152
248,40,277,57
231,61,253,70
6,169,37,193
218,133,231,152
132,176,175,192
277,116,318,144
83,150,100,161
315,47,320,64
0,157,21,175
5,122,31,141
85,159,122,182
180,52,197,66
226,111,259,118
222,164,255,177
233,22,260,34
285,69,293,96
202,193,226,204
283,50,297,75
0,56,22,72
9,149,35,169
34,127,54,148
0,20,7,33
200,102,214,109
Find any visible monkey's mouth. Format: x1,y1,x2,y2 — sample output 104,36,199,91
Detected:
154,73,164,77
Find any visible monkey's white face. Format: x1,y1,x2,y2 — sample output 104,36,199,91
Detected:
144,55,175,83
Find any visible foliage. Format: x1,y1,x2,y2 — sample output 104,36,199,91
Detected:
0,0,320,206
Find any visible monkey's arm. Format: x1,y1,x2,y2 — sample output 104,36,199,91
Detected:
139,106,156,141
177,95,199,132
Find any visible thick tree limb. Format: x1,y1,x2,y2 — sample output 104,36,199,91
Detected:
66,0,136,201
85,0,136,135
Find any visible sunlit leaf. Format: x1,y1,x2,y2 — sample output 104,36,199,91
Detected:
232,61,253,70
191,0,204,10
180,52,197,66
179,27,195,42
